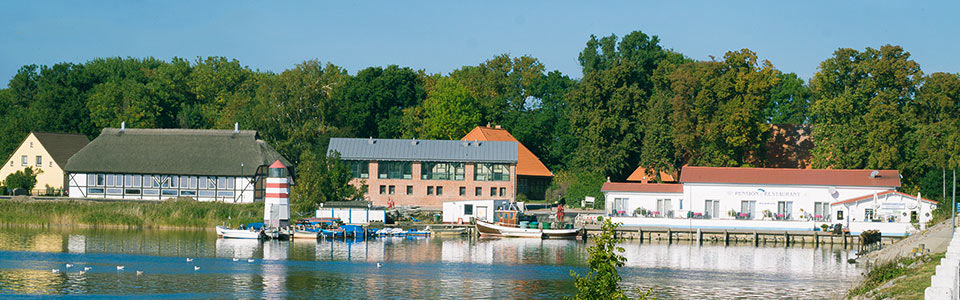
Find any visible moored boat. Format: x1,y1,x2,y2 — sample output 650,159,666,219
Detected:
475,207,582,239
216,226,264,239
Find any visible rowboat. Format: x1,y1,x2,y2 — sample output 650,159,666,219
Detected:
293,230,319,239
426,226,468,236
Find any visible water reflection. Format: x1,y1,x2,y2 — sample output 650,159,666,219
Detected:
0,226,863,299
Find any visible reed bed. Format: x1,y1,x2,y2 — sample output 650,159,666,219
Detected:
0,197,263,229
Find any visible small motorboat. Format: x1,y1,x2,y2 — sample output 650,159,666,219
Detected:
216,225,264,239
475,207,582,239
405,228,431,236
293,229,319,239
426,226,468,236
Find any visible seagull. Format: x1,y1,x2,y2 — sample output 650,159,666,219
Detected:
83,266,92,271
136,270,144,276
65,263,73,268
116,265,125,271
232,258,239,262
193,266,200,271
52,269,60,274
247,259,254,263
79,270,86,275
186,258,194,262
376,262,382,268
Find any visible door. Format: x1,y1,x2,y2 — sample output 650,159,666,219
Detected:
477,206,488,222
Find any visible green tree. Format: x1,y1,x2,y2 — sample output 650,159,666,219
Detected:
767,72,811,124
289,150,361,218
809,45,922,172
336,65,425,139
568,217,650,300
4,167,40,193
419,77,481,139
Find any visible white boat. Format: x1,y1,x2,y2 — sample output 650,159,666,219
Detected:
292,230,319,239
475,220,581,239
216,226,263,239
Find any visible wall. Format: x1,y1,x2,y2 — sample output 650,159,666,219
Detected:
609,217,919,236
353,161,516,209
0,133,67,192
315,207,386,224
603,191,684,217
442,199,507,223
683,183,893,220
68,172,257,203
831,192,937,226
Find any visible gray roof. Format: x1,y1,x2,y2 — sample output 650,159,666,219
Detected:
328,138,517,163
31,132,90,168
65,128,291,176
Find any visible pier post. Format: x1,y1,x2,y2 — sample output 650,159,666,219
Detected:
638,229,643,243
667,229,673,244
697,229,703,245
784,232,790,247
753,231,759,247
842,231,848,249
724,230,730,246
814,233,819,247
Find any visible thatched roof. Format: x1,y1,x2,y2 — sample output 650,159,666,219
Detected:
64,128,290,176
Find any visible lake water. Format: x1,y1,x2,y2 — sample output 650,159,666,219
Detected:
0,226,864,299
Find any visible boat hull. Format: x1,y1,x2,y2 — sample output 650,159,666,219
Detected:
216,226,263,239
293,230,319,239
476,220,580,239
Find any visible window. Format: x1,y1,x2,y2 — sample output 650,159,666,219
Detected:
217,177,226,189
106,174,115,186
378,161,412,179
459,187,466,196
189,177,197,188
21,155,27,166
124,175,133,187
217,191,235,197
427,186,434,195
197,190,215,197
865,208,875,221
475,187,482,196
198,176,207,189
490,187,496,196
421,162,465,180
226,177,235,189
49,161,52,167
464,204,474,215
171,176,179,188
657,199,672,217
143,189,160,196
740,200,756,219
161,190,178,196
379,185,386,195
837,210,844,220
389,185,396,195
406,185,413,195
125,189,141,195
106,188,122,195
87,187,104,194
35,156,41,167
474,163,510,181
499,187,506,197
705,200,720,218
777,201,793,220
180,190,196,196
348,161,370,179
436,186,443,196
613,198,628,214
814,202,829,220
97,174,105,186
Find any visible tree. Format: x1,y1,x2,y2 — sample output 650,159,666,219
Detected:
289,150,361,218
4,167,40,193
767,73,811,124
419,77,481,140
568,217,650,300
809,45,922,172
336,65,425,139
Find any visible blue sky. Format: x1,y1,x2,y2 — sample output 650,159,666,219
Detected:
1,1,958,84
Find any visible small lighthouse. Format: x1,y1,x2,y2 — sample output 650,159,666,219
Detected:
265,160,290,228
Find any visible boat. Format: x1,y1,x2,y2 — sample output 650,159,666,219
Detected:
293,229,319,239
216,225,264,239
475,207,582,239
405,228,431,236
426,226,468,236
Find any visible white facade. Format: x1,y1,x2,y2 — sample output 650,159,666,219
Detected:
315,207,386,224
442,199,509,223
67,172,256,203
605,191,684,218
832,191,936,227
681,183,893,222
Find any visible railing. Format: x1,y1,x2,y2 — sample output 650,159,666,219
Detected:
924,228,960,299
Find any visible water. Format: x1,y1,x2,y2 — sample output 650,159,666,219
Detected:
0,226,864,299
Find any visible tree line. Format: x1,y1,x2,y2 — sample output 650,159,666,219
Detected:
1,29,958,206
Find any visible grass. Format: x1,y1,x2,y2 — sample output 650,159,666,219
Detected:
848,252,944,299
0,197,263,229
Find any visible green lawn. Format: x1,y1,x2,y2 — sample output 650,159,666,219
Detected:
849,252,944,299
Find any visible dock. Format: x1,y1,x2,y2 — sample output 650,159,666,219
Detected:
584,225,905,248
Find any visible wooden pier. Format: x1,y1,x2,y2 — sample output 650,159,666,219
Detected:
584,225,905,248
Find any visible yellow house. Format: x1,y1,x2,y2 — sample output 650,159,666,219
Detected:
0,132,89,195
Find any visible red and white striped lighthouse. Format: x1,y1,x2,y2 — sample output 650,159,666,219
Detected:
265,160,290,227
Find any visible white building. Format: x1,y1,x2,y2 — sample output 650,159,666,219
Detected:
442,199,510,224
602,167,938,236
64,126,291,203
315,202,387,225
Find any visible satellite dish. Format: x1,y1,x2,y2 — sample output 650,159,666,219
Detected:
869,170,879,178
828,187,839,199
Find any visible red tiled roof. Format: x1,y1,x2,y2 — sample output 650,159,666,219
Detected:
601,182,683,193
831,190,939,206
461,126,552,177
679,166,901,187
626,167,677,182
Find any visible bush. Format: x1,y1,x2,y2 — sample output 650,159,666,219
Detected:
4,167,39,192
552,169,606,209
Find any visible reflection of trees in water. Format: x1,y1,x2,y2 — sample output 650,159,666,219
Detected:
0,269,64,295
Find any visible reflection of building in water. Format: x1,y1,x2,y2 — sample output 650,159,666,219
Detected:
261,240,288,300
67,235,85,254
316,239,386,262
617,243,859,276
215,238,261,259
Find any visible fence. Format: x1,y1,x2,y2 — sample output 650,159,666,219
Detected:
925,228,960,299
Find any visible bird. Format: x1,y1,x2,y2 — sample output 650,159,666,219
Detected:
186,258,194,262
232,258,239,262
193,266,200,271
83,266,92,271
65,263,73,268
116,265,125,271
247,259,254,263
52,269,59,274
79,270,86,275
136,270,144,276
376,262,382,268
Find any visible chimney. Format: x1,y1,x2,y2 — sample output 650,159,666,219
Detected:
120,121,125,132
368,137,375,145
486,123,491,128
641,176,649,184
411,138,418,145
234,122,239,133
495,124,501,129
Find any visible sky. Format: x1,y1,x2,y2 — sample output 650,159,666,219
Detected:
1,1,959,84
